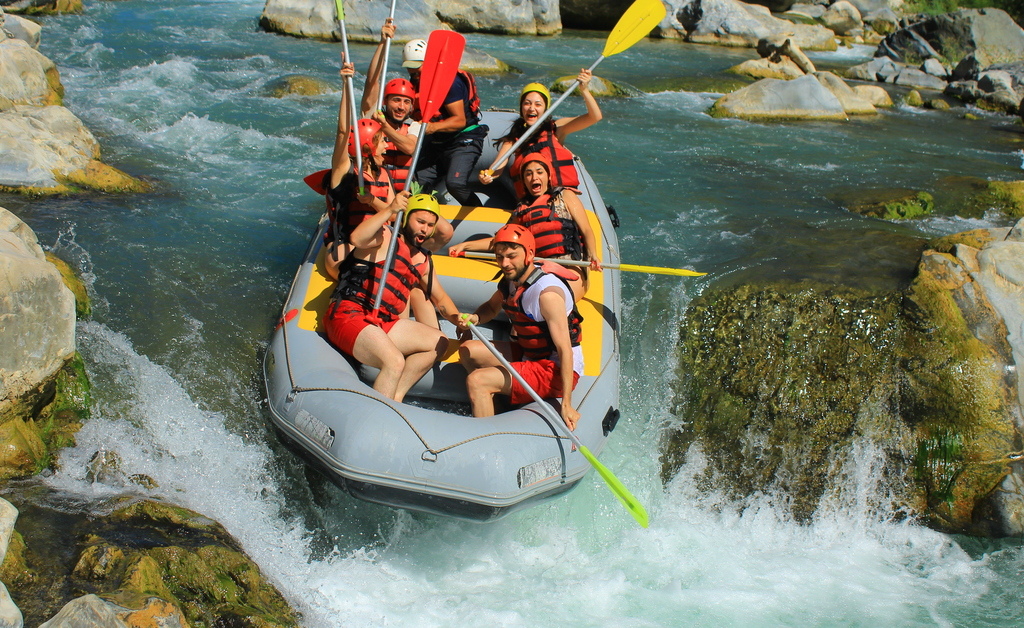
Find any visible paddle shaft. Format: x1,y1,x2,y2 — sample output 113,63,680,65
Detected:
460,251,706,277
488,55,605,173
336,19,364,194
374,0,399,113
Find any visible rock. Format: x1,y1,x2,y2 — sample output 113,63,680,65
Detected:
0,39,62,109
822,0,862,37
0,581,21,628
945,73,1022,113
260,0,444,42
731,56,806,80
878,9,1024,67
0,207,75,423
834,187,933,219
263,74,331,98
921,58,947,78
893,66,947,90
259,0,560,41
551,74,632,97
931,175,1024,220
0,106,148,193
846,55,900,82
863,7,899,36
951,53,981,81
853,83,893,106
757,37,816,73
814,70,876,114
657,0,838,51
785,4,826,20
461,47,517,74
560,0,632,30
1,13,39,48
431,0,560,35
43,252,89,320
926,97,950,110
0,498,17,561
844,0,890,16
0,0,81,15
903,88,923,106
986,61,1024,92
38,594,188,628
85,450,126,487
745,0,796,12
979,69,1015,94
4,490,299,627
664,222,1024,536
709,74,848,120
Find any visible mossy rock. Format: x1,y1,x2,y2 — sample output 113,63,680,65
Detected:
927,228,998,254
461,47,519,75
5,0,83,15
263,74,333,98
551,75,636,98
0,160,151,196
3,489,299,627
830,187,934,220
45,252,90,320
904,89,924,107
0,530,35,588
931,175,1024,220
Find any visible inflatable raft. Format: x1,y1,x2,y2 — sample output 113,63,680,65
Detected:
263,112,623,521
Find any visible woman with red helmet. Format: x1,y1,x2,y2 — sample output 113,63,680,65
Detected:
325,60,410,280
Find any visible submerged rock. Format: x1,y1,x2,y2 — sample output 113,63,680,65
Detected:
831,188,934,220
263,74,333,98
664,222,1024,536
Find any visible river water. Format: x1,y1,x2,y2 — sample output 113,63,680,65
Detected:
5,0,1024,625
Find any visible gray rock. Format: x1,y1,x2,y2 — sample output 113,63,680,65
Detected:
853,83,893,106
822,0,862,37
893,66,947,90
979,70,1015,94
0,105,98,188
862,7,899,36
0,206,76,420
709,74,848,120
757,36,816,73
952,53,982,81
878,9,1024,67
921,58,947,78
461,46,517,74
844,0,889,15
260,0,444,42
945,79,983,102
1,13,38,48
0,581,21,628
431,0,560,35
0,38,58,108
0,498,16,561
814,70,876,114
988,61,1024,92
560,0,632,30
846,55,898,81
658,0,838,50
38,595,125,628
785,3,826,20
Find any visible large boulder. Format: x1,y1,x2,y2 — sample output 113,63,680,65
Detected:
814,70,876,114
560,0,632,30
821,0,862,37
878,9,1024,68
0,105,147,193
656,0,838,51
0,0,81,15
259,0,559,41
709,73,848,120
1,11,41,48
0,38,62,110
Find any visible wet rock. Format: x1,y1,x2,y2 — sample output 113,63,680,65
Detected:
709,74,848,120
38,594,188,628
551,74,633,97
0,0,81,16
43,252,89,320
85,450,125,487
730,56,806,80
892,66,947,90
664,222,1024,536
931,175,1024,220
657,0,838,51
925,97,950,110
263,74,332,98
831,187,933,219
878,9,1024,68
903,88,923,106
821,0,862,37
461,47,517,74
756,37,816,74
1,12,40,48
846,55,899,82
853,84,893,106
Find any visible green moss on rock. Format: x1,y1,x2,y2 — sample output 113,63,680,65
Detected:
830,187,934,220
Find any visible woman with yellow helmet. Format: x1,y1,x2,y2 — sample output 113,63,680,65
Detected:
478,69,603,200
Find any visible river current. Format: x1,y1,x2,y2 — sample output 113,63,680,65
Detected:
5,0,1024,625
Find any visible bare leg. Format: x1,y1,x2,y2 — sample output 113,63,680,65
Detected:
459,339,513,417
350,325,405,399
409,287,438,329
388,319,447,402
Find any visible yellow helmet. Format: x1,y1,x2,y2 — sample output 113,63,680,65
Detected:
403,193,441,236
520,82,550,108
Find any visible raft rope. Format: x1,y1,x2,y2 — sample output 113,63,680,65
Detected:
275,229,571,459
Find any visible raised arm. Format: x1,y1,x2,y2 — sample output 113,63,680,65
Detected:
554,69,603,142
361,19,396,117
330,61,356,191
349,190,410,250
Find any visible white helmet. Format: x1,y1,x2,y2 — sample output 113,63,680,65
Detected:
402,39,427,68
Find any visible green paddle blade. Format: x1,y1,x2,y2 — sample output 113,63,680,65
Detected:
618,263,706,277
579,445,649,528
604,0,667,57
334,0,345,21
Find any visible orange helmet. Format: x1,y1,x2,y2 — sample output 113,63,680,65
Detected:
493,223,536,260
348,118,382,158
383,78,416,101
512,150,553,183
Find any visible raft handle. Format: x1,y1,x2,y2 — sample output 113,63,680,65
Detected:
602,407,620,436
422,450,438,462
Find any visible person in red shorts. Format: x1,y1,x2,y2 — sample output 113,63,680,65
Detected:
457,224,584,430
324,194,466,402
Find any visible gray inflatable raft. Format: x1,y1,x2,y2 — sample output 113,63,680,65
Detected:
263,112,623,521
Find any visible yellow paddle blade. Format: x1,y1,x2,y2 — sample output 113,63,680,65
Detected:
618,263,707,277
579,445,649,528
603,0,667,57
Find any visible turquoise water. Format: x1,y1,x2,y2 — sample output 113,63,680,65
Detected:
6,0,1024,624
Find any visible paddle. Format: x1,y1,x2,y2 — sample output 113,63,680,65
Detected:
461,318,649,528
485,0,666,174
335,0,364,194
374,0,400,114
371,30,466,313
458,251,706,277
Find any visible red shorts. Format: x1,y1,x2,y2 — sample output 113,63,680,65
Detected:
509,359,580,405
323,305,398,356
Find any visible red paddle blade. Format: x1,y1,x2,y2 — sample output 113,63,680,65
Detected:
304,168,331,195
417,30,465,123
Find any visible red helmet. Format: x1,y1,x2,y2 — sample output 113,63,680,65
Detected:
511,150,553,183
493,223,536,261
348,118,382,158
383,78,416,101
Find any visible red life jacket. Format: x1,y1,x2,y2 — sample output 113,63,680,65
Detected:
510,191,584,260
382,121,413,193
327,230,431,323
510,128,579,199
325,167,393,245
499,266,583,361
